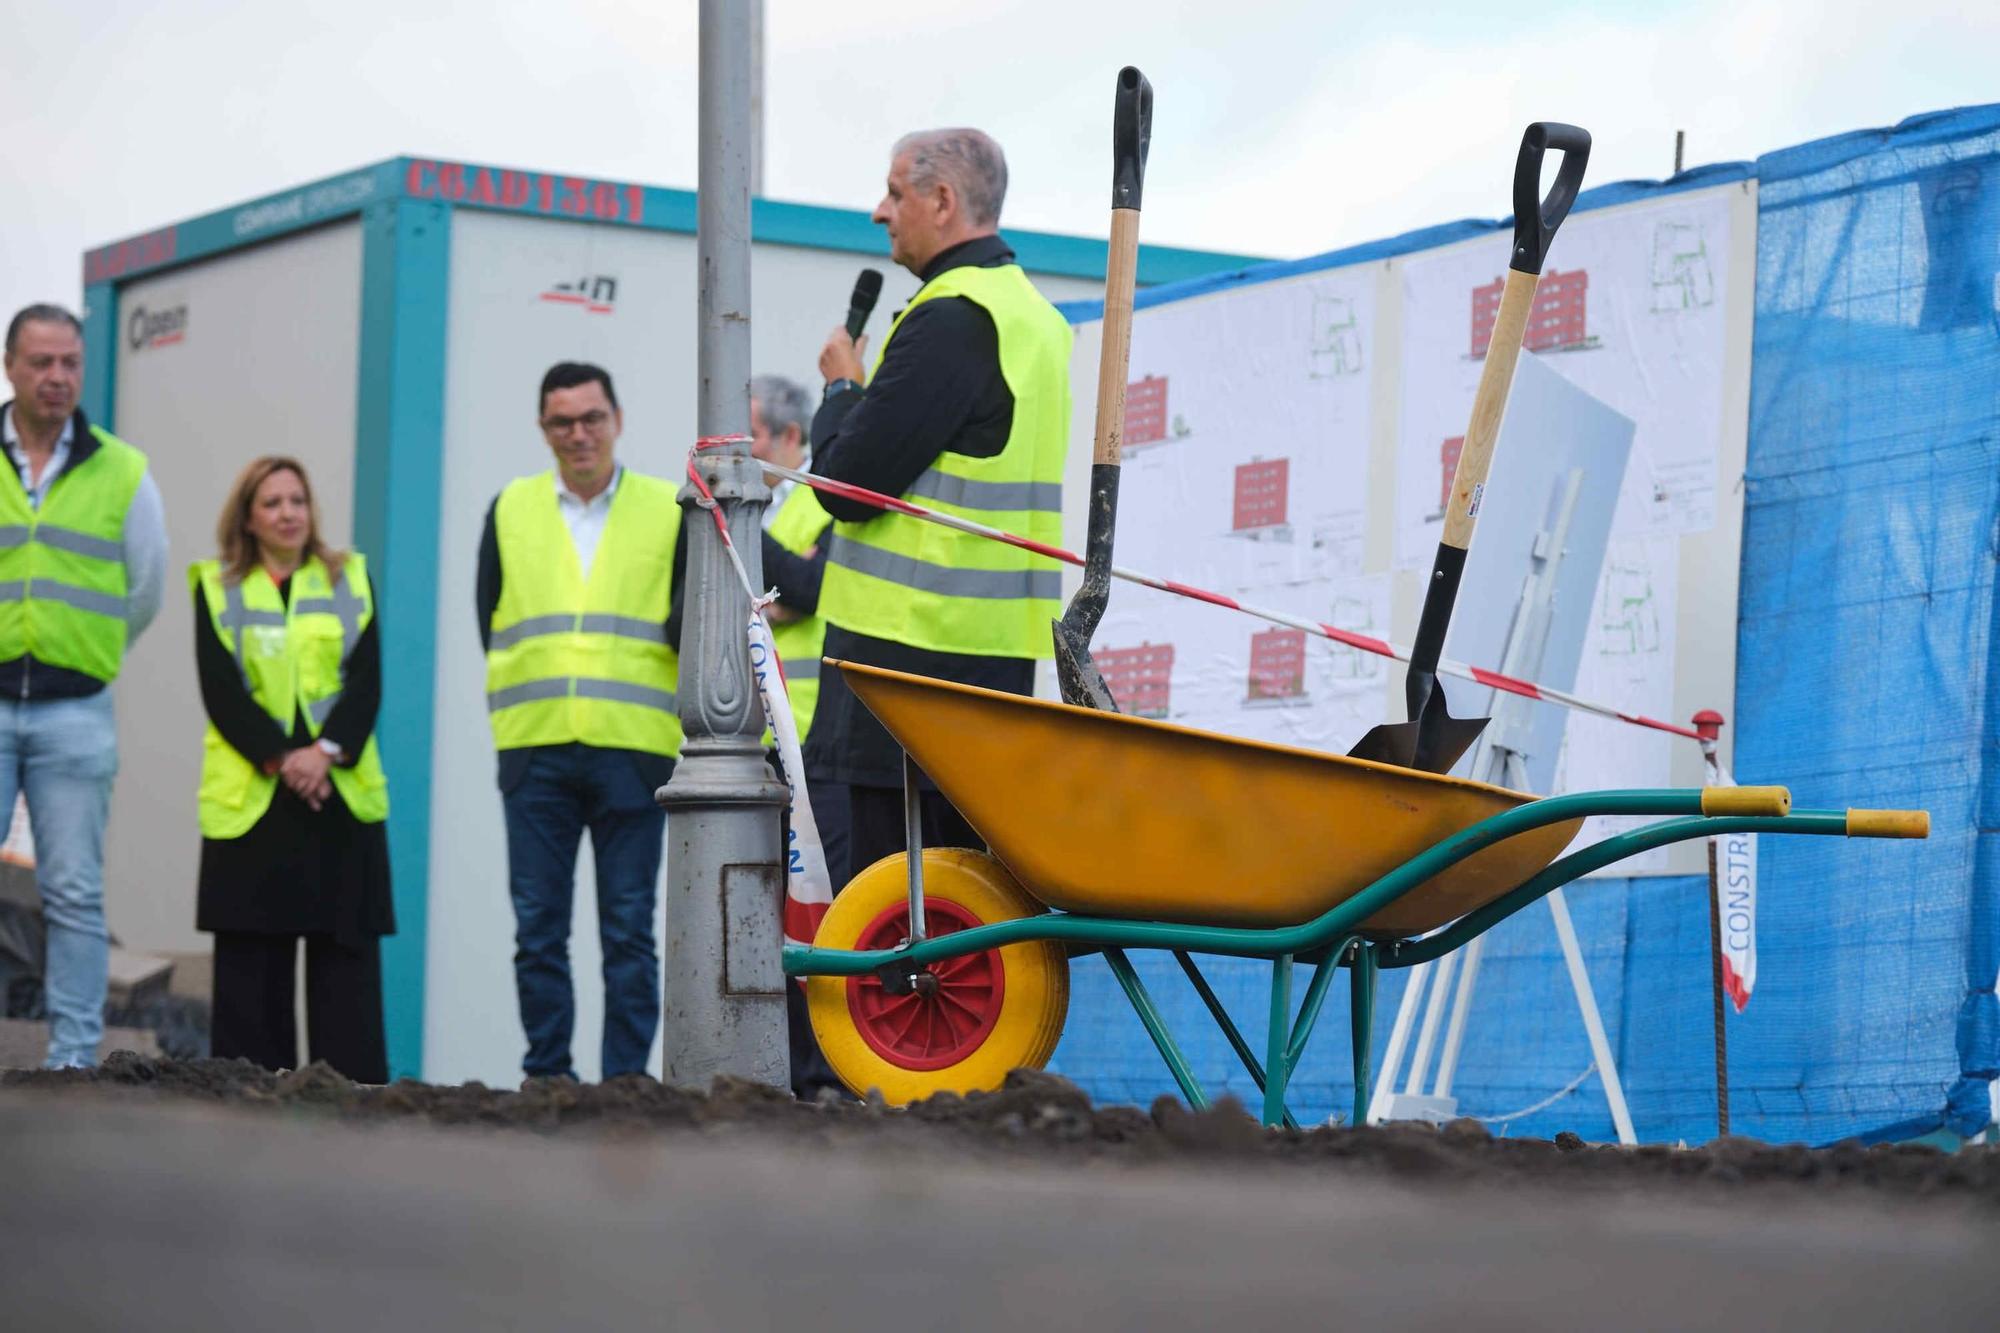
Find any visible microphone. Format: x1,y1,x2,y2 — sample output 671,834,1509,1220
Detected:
844,268,884,340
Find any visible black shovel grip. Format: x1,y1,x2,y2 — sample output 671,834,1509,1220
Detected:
1112,66,1153,210
1510,122,1591,274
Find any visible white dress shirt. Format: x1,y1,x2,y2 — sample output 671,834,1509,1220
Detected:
555,465,621,578
3,404,74,505
762,476,795,529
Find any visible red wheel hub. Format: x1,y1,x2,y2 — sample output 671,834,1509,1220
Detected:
847,898,1005,1071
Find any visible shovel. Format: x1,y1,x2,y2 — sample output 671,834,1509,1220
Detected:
1053,66,1153,711
1349,122,1591,773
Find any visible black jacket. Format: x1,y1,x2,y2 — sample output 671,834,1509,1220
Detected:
801,235,1039,789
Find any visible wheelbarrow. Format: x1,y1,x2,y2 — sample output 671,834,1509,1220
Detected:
782,661,1931,1128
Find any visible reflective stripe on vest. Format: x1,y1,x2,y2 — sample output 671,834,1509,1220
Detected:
903,472,1063,514
484,469,685,755
0,425,147,681
765,483,833,741
192,554,391,839
0,578,127,618
823,533,1063,601
0,524,123,560
816,262,1071,658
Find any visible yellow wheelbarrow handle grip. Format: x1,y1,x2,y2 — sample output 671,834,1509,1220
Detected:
1700,785,1792,817
1846,809,1930,838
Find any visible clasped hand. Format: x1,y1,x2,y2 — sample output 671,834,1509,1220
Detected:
279,746,334,812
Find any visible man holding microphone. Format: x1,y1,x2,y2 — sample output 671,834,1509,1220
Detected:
803,127,1072,873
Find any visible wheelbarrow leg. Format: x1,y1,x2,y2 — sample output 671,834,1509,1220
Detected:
1285,946,1350,1073
1173,951,1298,1130
1350,941,1378,1128
1104,947,1209,1113
1263,954,1294,1128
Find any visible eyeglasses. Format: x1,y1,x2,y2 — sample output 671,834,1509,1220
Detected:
541,409,613,435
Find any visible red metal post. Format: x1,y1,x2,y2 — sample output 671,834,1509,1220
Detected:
1693,708,1729,1138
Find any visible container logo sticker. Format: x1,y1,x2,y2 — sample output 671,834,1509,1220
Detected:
127,302,188,352
539,275,617,314
231,173,376,240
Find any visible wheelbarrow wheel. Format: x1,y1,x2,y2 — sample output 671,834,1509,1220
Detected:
807,848,1069,1105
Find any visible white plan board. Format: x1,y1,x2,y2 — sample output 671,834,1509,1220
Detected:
1061,181,1756,874
1397,187,1736,562
1076,267,1390,754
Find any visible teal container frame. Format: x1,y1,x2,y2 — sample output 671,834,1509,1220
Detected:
78,157,1263,1079
784,790,1910,1127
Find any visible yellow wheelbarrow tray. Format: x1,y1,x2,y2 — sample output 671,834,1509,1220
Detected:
783,663,1930,1129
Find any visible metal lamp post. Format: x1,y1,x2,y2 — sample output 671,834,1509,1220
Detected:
657,0,789,1092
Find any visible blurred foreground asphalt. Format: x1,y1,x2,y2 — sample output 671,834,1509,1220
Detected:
1,1094,1992,1331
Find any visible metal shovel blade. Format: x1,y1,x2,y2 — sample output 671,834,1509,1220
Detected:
1052,617,1119,711
1347,674,1488,773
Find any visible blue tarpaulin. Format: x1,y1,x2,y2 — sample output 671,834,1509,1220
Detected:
1048,104,2000,1144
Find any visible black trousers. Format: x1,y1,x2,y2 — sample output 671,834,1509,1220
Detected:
782,775,851,1101
848,784,984,874
210,931,388,1084
807,775,852,892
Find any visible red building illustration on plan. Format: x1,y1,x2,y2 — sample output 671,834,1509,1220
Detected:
1094,642,1175,718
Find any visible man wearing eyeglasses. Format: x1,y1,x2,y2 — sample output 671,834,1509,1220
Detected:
475,361,683,1084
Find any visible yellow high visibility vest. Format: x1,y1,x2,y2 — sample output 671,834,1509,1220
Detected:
0,424,147,681
193,554,390,839
485,469,684,756
816,262,1072,659
767,482,832,741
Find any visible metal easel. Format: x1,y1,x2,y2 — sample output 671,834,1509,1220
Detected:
1366,469,1637,1144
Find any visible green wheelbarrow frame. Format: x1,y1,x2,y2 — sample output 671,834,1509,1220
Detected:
783,789,1925,1129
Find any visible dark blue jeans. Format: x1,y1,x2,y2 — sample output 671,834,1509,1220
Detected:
501,744,669,1079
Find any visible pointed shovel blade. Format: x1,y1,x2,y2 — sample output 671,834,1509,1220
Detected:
1347,677,1489,773
1052,618,1119,711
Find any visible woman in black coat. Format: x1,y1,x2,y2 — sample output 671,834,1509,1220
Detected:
192,456,394,1082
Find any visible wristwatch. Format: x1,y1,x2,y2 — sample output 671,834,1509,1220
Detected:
316,737,343,760
823,377,861,400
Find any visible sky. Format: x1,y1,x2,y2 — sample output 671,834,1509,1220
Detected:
3,0,1996,327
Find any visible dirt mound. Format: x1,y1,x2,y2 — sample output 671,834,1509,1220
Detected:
6,1055,1995,1201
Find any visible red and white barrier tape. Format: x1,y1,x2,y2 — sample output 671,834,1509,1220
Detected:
750,457,1701,743
684,442,834,947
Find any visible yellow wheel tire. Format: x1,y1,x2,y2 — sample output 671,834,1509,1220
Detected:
807,848,1069,1105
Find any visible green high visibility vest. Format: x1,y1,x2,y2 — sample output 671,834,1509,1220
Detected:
767,482,833,741
0,424,148,682
485,469,684,756
193,553,390,840
817,262,1072,659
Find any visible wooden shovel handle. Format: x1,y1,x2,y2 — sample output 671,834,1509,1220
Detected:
1090,67,1151,468
1440,123,1591,550
1441,267,1536,549
1093,209,1142,466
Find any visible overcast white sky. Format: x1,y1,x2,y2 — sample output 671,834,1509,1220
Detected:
3,0,1996,326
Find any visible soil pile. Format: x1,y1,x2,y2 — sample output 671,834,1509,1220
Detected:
7,1053,1996,1201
